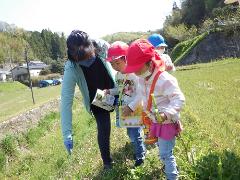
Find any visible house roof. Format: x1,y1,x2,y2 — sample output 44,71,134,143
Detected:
0,69,11,74
11,63,48,71
22,61,48,69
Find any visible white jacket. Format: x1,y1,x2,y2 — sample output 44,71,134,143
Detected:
109,72,140,109
137,70,185,123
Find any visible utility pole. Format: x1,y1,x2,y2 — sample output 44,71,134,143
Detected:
25,47,35,104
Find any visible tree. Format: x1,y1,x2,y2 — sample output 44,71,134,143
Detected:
51,59,65,74
181,0,206,26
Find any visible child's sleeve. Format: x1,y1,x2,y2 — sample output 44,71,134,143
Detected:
109,87,118,96
162,76,185,122
164,54,176,72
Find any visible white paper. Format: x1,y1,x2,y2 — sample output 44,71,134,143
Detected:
91,89,115,111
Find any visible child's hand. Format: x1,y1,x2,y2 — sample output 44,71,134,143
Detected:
122,106,133,116
152,110,167,123
165,65,173,71
160,112,167,121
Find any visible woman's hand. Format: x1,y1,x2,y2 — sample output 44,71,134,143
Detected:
103,89,110,95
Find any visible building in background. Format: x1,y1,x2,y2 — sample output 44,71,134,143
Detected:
0,69,11,82
11,61,48,81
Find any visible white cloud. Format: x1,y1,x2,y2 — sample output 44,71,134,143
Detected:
0,0,180,38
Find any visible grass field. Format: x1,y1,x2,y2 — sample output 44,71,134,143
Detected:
0,58,239,179
0,82,61,122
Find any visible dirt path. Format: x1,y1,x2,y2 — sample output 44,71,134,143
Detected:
0,98,60,140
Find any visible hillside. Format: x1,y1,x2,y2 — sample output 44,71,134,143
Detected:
0,58,239,179
102,32,152,44
171,30,240,65
0,81,61,122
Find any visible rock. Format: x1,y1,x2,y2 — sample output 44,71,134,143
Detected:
177,31,240,65
0,99,60,140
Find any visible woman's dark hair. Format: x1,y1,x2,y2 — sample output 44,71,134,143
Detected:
67,30,95,62
91,39,101,54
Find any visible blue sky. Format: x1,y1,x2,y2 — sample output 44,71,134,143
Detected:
0,0,180,38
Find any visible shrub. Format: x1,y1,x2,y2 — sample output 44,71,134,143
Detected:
45,73,61,80
199,18,214,34
165,24,198,42
39,68,51,75
31,77,44,87
51,60,65,74
25,73,62,87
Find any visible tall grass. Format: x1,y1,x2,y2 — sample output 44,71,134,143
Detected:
0,81,61,122
0,58,239,179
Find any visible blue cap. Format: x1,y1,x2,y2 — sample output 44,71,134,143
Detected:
148,34,168,48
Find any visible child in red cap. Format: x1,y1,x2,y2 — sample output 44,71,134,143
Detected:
105,41,146,167
124,39,185,180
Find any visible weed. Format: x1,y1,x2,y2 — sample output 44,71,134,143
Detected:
0,59,239,179
0,135,17,156
0,150,6,172
25,112,58,146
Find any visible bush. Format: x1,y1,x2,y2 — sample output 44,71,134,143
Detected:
40,68,51,75
165,24,198,42
199,18,215,34
45,73,61,80
51,59,65,74
31,77,45,87
24,73,62,87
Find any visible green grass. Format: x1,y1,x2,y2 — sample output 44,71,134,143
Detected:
173,58,240,179
0,82,61,122
0,58,239,179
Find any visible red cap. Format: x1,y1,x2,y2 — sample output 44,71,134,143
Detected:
125,39,165,73
107,41,129,62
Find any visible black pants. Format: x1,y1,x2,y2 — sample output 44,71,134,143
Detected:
93,111,112,165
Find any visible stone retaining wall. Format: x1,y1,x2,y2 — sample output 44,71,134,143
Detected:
0,99,60,140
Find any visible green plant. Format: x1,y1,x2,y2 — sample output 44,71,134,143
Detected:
165,24,198,42
0,81,61,122
0,135,17,156
39,68,51,75
1,59,239,179
25,112,58,146
0,150,6,172
171,32,208,65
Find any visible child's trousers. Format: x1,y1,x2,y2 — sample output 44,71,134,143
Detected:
127,127,146,160
158,137,178,180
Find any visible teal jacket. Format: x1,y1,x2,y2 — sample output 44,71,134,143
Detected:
61,57,116,141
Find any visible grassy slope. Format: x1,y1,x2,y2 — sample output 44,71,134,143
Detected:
171,32,208,65
0,82,61,122
0,58,239,179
